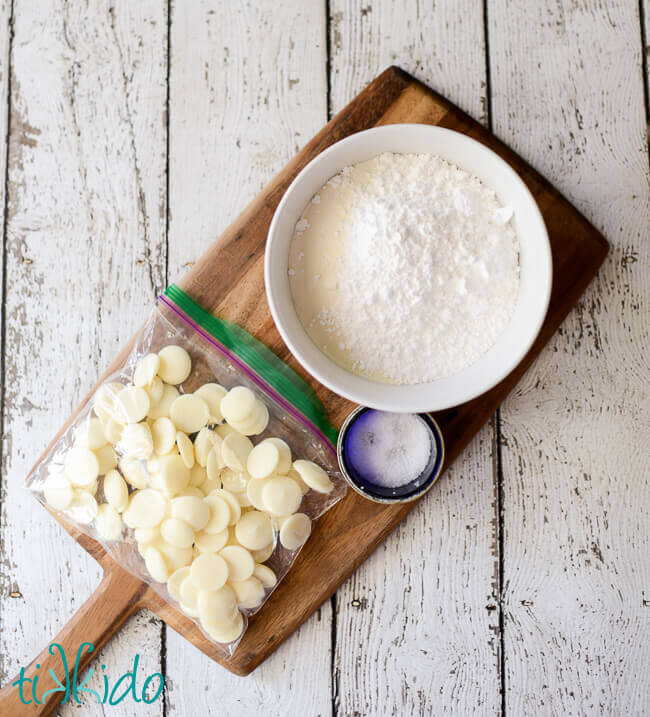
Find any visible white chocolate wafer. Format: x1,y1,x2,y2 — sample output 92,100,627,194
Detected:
157,345,191,385
292,459,334,494
190,553,228,591
170,394,209,434
133,353,160,388
279,513,312,551
262,476,302,516
219,545,254,582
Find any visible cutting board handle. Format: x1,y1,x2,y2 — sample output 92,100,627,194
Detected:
0,564,145,716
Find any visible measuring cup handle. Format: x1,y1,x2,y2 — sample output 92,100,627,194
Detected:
0,564,145,716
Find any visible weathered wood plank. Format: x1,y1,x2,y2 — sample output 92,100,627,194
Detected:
0,1,168,713
328,2,501,714
488,1,650,713
164,2,333,712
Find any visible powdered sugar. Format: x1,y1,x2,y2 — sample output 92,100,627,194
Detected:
288,152,520,385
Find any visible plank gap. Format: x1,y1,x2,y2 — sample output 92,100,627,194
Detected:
484,4,503,711
640,0,650,149
482,0,493,132
325,0,333,121
0,1,15,683
495,410,507,717
330,593,339,717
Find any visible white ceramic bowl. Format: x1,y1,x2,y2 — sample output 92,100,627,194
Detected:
265,124,552,412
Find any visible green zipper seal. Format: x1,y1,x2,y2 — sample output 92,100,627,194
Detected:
162,284,338,447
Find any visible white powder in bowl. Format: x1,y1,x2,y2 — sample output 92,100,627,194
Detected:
288,152,520,385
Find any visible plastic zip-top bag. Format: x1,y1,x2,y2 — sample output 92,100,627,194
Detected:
26,284,345,655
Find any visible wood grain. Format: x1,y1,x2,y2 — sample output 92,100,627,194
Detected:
488,1,650,714
328,2,502,714
0,1,168,715
163,2,334,714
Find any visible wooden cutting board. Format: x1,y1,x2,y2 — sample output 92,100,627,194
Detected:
0,66,608,714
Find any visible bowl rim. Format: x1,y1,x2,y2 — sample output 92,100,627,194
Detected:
265,124,553,412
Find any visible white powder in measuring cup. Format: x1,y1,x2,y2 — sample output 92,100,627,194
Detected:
288,152,520,384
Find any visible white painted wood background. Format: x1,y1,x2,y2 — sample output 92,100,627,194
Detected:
0,0,647,715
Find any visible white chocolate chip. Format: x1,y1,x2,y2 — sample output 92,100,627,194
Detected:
227,400,268,436
116,386,151,424
103,418,123,445
95,445,118,475
189,463,207,487
279,513,312,551
179,599,200,618
220,468,248,494
134,526,160,545
253,563,277,589
234,490,253,508
133,353,161,388
119,457,148,489
287,468,310,495
221,386,256,424
158,541,193,571
96,503,123,541
43,472,73,511
221,432,253,472
209,489,241,526
176,431,195,469
194,383,227,424
200,477,221,495
206,444,225,483
93,382,125,422
178,486,205,499
170,394,209,434
145,376,164,406
151,417,177,455
194,528,229,553
64,446,99,486
157,453,191,497
231,576,265,609
144,545,169,583
262,476,302,516
292,459,334,494
120,423,154,460
251,541,275,564
202,609,244,643
203,495,231,535
66,489,99,524
104,469,128,512
190,553,229,591
161,517,194,548
234,510,273,551
75,417,108,451
170,495,210,531
248,402,270,435
157,345,191,385
215,423,238,440
125,488,167,529
194,428,221,467
198,585,237,625
147,384,179,420
247,441,279,479
263,438,292,474
219,545,254,582
245,478,267,512
167,566,190,602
